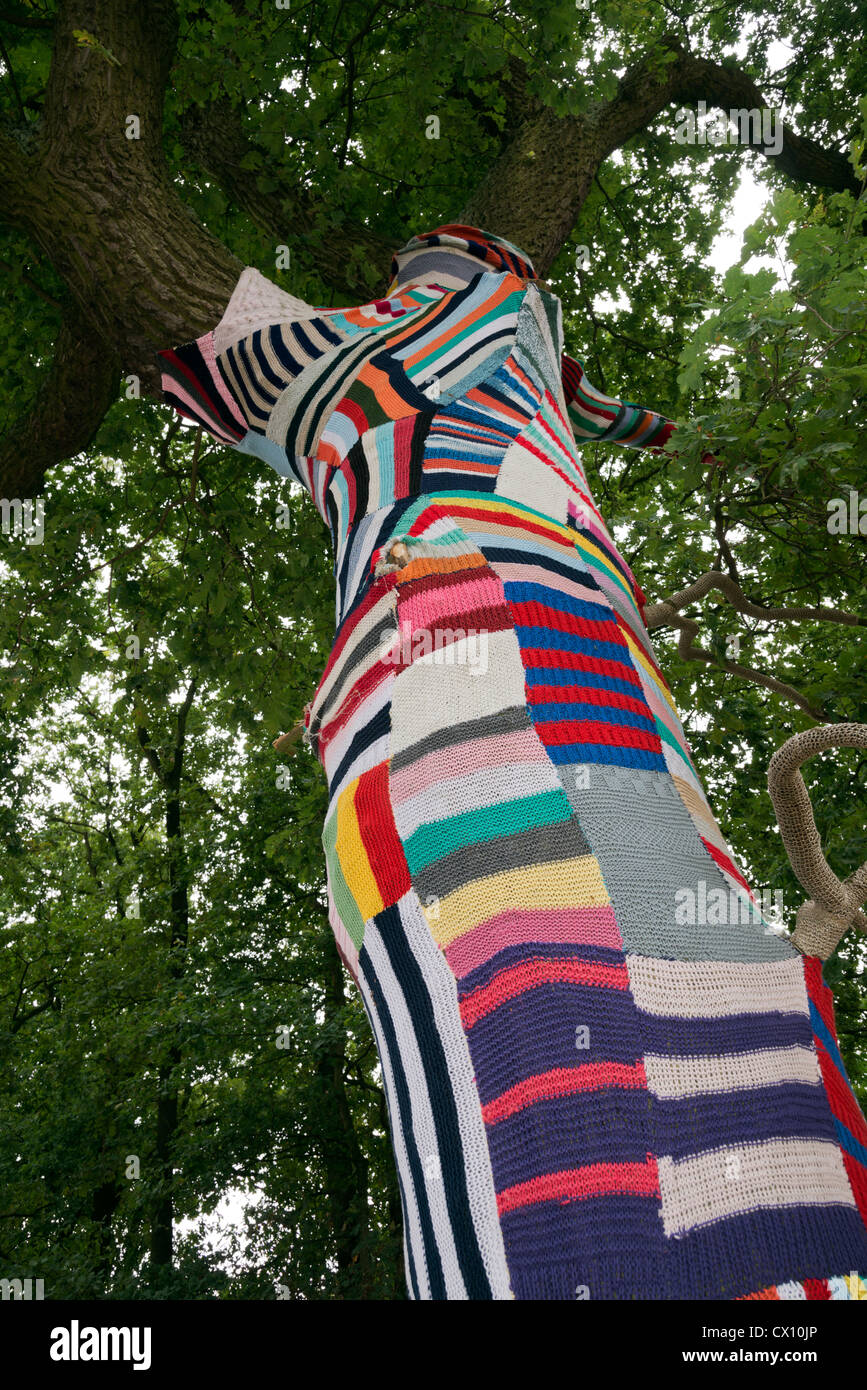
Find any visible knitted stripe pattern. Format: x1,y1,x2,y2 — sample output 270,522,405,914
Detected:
158,225,867,1301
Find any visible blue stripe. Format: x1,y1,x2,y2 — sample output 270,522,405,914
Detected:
531,700,656,732
808,998,847,1076
466,984,643,1106
504,579,612,623
834,1116,867,1166
489,1088,654,1188
642,1012,815,1057
524,666,643,698
514,628,632,663
544,741,666,770
652,1084,837,1160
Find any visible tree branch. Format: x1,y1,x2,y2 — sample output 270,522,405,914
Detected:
643,569,864,720
0,307,120,497
459,37,860,273
768,724,867,958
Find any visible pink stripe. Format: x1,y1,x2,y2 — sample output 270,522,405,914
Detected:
459,956,629,1029
399,572,505,630
489,561,601,607
497,1158,660,1215
200,333,248,428
160,377,236,437
446,907,622,978
483,1061,648,1125
390,729,548,804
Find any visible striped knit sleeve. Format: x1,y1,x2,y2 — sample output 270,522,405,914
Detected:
158,332,249,448
156,266,325,468
561,352,676,452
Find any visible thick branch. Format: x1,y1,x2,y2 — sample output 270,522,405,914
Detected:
459,38,860,272
643,570,864,721
178,97,394,300
768,725,867,958
0,308,120,497
644,570,865,631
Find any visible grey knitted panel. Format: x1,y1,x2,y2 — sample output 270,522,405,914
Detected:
413,815,592,903
557,762,795,962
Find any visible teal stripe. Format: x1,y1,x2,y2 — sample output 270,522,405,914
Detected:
402,787,572,873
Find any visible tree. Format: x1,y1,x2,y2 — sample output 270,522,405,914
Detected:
1,0,865,1297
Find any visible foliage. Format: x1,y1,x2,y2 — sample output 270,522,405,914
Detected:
0,0,865,1298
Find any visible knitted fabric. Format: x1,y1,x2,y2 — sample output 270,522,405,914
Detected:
158,225,867,1301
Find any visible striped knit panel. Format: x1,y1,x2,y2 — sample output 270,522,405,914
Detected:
461,511,791,961
628,953,867,1296
803,955,867,1223
389,224,539,290
304,275,527,546
739,1274,866,1300
380,509,671,1299
356,894,514,1300
410,495,663,773
419,366,531,490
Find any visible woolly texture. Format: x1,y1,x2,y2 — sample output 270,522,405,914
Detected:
158,227,867,1301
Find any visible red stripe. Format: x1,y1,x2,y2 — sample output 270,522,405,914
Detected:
496,1156,659,1215
483,1061,647,1125
529,684,652,720
354,762,411,905
159,349,245,441
803,955,837,1036
520,646,643,686
802,1278,832,1300
336,396,369,434
700,836,752,892
315,659,392,755
309,572,398,707
460,958,628,1029
510,601,621,642
533,718,660,751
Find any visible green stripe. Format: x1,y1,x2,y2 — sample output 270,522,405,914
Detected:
322,809,366,949
402,787,572,873
654,717,694,773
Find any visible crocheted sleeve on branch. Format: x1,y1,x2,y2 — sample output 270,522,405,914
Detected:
561,352,676,453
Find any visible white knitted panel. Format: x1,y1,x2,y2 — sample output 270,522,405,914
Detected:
213,266,320,355
626,955,810,1019
643,1045,822,1100
657,1137,856,1238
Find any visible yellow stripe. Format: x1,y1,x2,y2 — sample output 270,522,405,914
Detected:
620,625,680,718
430,856,610,949
335,778,384,923
435,491,635,602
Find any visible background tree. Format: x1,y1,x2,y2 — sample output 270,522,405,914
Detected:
0,0,864,1297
